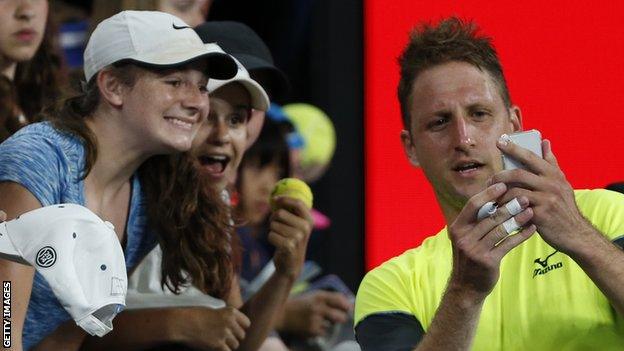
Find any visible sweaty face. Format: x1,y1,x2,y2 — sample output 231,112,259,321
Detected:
119,63,209,154
0,0,48,70
191,83,251,191
401,61,521,211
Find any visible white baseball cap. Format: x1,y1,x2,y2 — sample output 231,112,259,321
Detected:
84,10,237,82
0,204,127,337
208,57,270,111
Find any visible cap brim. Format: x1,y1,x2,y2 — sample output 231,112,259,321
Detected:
209,78,270,112
127,46,237,80
232,54,290,100
0,222,28,265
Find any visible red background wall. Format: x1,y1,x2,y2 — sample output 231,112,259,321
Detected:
364,1,624,270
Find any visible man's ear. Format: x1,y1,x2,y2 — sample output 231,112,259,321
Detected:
96,69,125,108
400,129,420,167
509,105,523,132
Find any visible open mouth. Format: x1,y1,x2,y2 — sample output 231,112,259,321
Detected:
453,162,484,174
198,155,231,174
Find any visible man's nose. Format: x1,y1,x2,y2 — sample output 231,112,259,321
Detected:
452,116,476,149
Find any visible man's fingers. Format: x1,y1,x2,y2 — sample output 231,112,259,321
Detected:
481,208,533,248
496,188,532,208
0,210,5,222
492,224,537,258
489,168,544,191
474,196,529,238
497,135,548,174
542,139,559,167
458,183,507,225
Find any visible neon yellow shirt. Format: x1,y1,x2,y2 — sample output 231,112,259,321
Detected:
355,189,624,350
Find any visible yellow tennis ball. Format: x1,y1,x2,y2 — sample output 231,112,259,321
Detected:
270,178,313,210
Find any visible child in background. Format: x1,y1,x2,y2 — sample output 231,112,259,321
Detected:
236,118,292,286
235,117,355,351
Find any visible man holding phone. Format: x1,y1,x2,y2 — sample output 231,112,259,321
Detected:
354,17,624,350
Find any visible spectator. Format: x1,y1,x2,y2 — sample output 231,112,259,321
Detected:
0,0,64,141
0,10,238,350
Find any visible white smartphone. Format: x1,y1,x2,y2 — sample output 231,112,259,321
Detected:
501,130,543,170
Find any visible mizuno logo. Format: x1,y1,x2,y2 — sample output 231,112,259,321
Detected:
533,250,563,278
172,23,191,30
534,250,558,267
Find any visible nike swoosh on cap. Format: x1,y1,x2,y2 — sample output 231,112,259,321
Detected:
172,23,191,30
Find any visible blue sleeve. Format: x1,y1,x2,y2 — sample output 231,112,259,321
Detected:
0,128,69,206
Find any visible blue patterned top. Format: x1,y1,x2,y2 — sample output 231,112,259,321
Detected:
0,122,157,350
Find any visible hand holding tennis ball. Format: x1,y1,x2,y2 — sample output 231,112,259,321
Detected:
270,178,313,211
268,178,314,280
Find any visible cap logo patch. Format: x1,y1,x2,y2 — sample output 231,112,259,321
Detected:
110,277,125,296
36,246,57,268
172,23,191,30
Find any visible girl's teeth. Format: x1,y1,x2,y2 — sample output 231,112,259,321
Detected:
168,118,192,129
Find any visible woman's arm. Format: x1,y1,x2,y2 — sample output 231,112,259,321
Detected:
0,182,45,351
81,305,250,351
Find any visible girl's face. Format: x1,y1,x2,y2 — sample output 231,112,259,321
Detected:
192,83,250,191
239,160,282,225
117,63,210,154
0,0,48,67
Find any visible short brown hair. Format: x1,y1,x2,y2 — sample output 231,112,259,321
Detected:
397,17,512,129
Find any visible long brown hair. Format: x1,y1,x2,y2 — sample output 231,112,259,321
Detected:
46,63,237,298
13,10,65,122
0,75,24,142
140,154,239,297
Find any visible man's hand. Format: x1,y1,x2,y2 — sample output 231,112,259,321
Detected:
0,210,5,222
491,138,592,254
448,183,536,299
277,291,352,337
177,306,251,351
268,197,313,280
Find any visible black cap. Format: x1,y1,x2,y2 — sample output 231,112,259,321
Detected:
194,21,290,100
